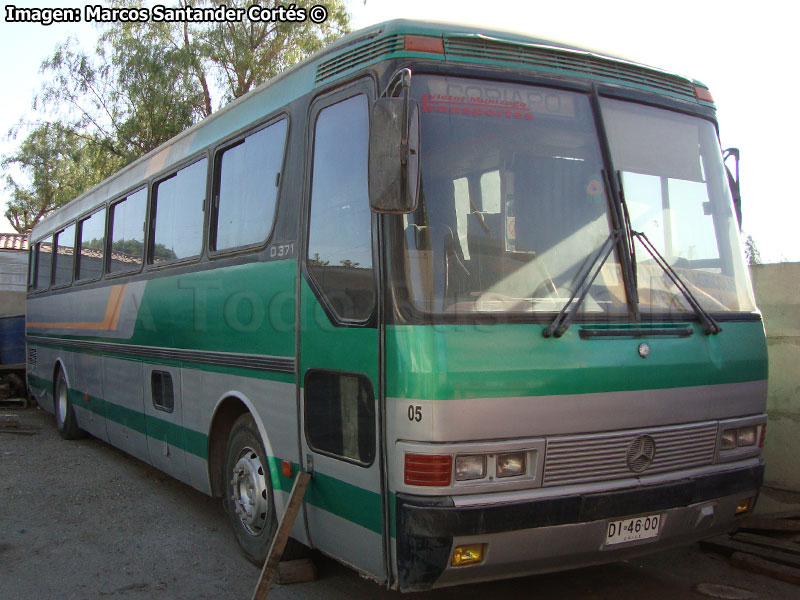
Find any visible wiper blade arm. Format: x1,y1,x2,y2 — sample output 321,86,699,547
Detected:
543,230,620,338
632,231,722,335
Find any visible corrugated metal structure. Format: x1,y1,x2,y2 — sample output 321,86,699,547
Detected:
0,233,28,317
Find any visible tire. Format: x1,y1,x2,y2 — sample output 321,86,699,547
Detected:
53,370,84,440
223,414,278,566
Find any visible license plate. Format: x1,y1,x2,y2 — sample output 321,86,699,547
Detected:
605,514,662,546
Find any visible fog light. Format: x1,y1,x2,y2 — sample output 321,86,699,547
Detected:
720,429,737,450
451,544,484,566
455,455,486,481
497,452,526,478
737,426,757,447
735,497,753,515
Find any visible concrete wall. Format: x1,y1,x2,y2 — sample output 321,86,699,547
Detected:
0,251,27,317
750,262,800,492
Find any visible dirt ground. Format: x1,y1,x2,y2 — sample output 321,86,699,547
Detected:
1,404,798,600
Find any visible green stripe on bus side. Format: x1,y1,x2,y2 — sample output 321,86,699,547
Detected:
30,373,386,535
385,320,768,400
128,260,297,357
304,471,384,535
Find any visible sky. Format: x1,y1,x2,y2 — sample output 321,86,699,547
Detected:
0,0,797,263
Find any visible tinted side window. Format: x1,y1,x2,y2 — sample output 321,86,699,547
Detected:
307,95,374,321
77,208,105,281
305,371,375,465
152,158,207,263
53,223,76,287
109,188,147,274
214,119,287,251
34,239,52,291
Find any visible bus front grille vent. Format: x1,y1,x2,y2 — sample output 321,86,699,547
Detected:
443,37,697,101
543,421,718,487
316,34,405,84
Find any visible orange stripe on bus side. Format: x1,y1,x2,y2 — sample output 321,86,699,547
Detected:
27,284,129,331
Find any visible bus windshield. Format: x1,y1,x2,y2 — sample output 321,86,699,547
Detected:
400,75,756,317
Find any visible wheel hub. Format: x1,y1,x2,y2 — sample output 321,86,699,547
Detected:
57,382,68,425
230,447,269,535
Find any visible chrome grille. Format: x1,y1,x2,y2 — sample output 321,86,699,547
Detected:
316,35,404,84
543,421,718,487
444,37,697,101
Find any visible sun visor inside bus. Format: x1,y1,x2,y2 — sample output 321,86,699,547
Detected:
602,102,704,183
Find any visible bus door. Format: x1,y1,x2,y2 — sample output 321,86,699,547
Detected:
298,83,385,579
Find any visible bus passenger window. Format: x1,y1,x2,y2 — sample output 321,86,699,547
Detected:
307,94,374,321
214,119,287,251
76,208,105,281
53,223,76,287
108,188,147,274
152,158,207,263
34,238,53,291
305,371,375,465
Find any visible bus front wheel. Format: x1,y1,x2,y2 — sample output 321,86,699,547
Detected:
54,370,84,440
223,413,277,566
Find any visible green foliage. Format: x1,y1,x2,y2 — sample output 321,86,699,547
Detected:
4,0,350,233
744,234,761,265
2,122,122,233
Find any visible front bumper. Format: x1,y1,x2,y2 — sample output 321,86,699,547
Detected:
395,463,763,591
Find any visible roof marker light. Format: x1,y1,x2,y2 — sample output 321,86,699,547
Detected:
404,35,444,54
694,85,714,103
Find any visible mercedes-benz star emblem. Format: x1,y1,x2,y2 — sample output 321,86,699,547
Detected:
626,434,656,473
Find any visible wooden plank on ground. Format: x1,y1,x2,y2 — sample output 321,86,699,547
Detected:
732,532,800,556
700,536,800,568
739,517,800,532
731,552,800,585
251,471,312,600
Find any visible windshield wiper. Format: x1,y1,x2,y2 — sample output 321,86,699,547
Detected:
630,230,722,335
542,229,620,338
614,171,722,335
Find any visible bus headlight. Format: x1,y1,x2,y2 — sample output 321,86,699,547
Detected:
497,452,526,477
721,425,760,450
736,426,757,447
720,429,738,450
455,455,486,481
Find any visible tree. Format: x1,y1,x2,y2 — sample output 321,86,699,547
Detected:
744,234,761,265
5,0,350,232
2,122,122,233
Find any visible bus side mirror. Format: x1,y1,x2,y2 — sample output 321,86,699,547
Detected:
368,97,420,214
723,147,742,229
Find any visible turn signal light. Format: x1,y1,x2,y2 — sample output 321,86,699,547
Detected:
404,453,452,486
452,544,485,566
735,497,753,515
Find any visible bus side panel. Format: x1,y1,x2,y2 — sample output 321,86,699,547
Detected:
71,350,108,442
103,356,149,464
142,363,189,483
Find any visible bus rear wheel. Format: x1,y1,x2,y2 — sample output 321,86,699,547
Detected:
223,414,277,566
54,370,84,440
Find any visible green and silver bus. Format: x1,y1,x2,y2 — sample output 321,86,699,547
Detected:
26,20,767,591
